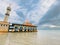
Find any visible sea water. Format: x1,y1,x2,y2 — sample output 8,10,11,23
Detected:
0,30,60,45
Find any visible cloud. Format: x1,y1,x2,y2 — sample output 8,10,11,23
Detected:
41,24,57,28
26,0,56,25
0,0,57,29
39,0,60,26
38,24,60,30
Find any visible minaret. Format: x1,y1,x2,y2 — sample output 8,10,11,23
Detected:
4,4,11,22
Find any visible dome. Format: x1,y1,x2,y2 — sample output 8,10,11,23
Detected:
23,20,33,26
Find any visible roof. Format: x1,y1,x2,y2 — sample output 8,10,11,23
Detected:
23,20,37,27
11,23,37,27
10,20,37,27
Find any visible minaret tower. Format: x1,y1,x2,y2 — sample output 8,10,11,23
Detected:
4,4,11,22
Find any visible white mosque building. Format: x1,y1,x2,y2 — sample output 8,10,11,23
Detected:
0,5,37,32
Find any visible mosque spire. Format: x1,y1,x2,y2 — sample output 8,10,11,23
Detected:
4,4,11,22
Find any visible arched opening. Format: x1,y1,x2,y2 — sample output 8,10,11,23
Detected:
14,27,18,32
19,27,23,32
28,28,30,32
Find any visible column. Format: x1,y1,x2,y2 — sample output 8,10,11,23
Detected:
34,27,37,32
26,26,28,32
24,26,26,32
22,26,24,32
32,27,34,32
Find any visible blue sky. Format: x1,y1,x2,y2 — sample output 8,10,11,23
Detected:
0,0,60,30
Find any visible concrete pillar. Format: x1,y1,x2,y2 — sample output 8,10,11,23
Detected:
24,26,26,32
26,26,28,32
22,26,24,32
32,27,34,32
34,27,37,32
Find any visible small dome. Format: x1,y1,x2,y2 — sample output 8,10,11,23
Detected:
23,20,33,26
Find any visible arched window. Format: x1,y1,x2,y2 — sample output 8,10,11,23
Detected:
15,27,18,32
3,24,5,26
6,25,7,26
1,24,2,26
19,26,23,31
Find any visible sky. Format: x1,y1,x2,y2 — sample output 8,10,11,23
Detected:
0,0,60,30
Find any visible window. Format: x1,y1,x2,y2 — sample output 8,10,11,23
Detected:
0,24,8,27
4,24,5,26
1,24,2,26
6,25,7,26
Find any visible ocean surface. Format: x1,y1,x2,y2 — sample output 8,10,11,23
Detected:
0,30,60,45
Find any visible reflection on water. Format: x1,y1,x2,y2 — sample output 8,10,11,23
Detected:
0,30,60,45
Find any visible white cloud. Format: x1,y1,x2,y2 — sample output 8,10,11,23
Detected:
26,0,56,24
0,0,56,24
42,24,57,28
41,24,60,28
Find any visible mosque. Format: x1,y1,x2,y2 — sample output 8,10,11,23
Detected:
0,5,37,32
